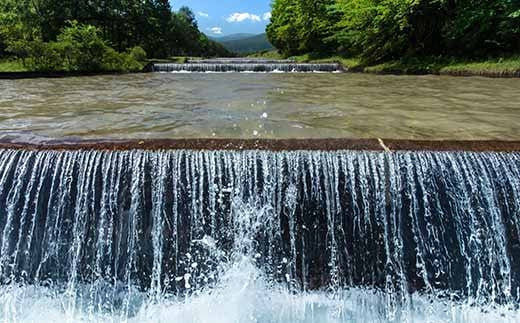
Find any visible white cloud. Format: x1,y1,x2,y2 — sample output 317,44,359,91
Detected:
197,11,209,18
208,27,223,35
226,12,261,23
263,12,272,21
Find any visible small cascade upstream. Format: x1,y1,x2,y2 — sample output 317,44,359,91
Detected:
153,62,342,73
0,148,519,322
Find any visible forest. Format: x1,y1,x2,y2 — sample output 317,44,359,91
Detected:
0,0,230,72
267,0,520,63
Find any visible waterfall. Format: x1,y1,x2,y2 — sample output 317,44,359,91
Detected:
0,148,519,322
152,63,342,73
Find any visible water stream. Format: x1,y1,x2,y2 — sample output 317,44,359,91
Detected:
0,148,518,322
1,73,519,143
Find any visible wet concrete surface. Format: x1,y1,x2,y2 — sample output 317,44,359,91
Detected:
1,138,519,152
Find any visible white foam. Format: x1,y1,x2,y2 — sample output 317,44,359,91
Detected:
1,259,518,323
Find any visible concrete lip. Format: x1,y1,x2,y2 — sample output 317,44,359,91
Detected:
0,138,520,152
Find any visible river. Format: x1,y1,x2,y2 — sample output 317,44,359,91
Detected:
0,73,519,143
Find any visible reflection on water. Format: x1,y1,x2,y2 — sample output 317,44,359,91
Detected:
0,73,519,142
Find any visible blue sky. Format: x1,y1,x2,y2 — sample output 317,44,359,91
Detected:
171,1,272,36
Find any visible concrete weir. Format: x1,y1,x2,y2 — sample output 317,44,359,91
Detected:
153,63,342,73
0,138,519,321
0,138,519,152
152,57,343,73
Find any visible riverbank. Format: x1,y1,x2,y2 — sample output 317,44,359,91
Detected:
0,56,201,78
3,55,520,78
0,59,144,79
306,56,520,78
249,51,520,77
0,57,147,79
0,56,200,72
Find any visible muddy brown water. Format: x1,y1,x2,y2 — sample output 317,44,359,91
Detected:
0,72,519,143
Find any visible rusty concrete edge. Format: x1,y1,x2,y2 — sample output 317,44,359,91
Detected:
0,138,519,152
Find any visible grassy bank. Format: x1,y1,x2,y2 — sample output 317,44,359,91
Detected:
349,56,520,77
0,56,147,76
301,55,520,77
1,56,200,74
0,59,28,72
249,51,520,77
437,58,520,77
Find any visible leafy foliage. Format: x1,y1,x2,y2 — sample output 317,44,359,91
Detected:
0,0,231,70
267,0,520,62
267,0,338,56
57,22,109,71
6,23,148,72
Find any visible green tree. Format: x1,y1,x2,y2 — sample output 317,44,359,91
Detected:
332,0,418,62
1,0,228,63
0,0,40,57
268,0,520,61
295,0,338,53
57,21,108,71
267,0,301,56
443,0,520,56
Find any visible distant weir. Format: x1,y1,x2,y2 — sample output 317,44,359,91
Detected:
152,63,342,73
0,148,519,322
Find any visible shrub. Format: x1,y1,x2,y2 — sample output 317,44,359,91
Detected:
103,47,145,72
21,40,63,71
5,22,147,72
102,47,126,71
121,54,145,72
5,39,29,64
128,46,147,63
57,21,108,71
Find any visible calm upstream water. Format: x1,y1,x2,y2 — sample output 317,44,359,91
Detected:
0,72,519,142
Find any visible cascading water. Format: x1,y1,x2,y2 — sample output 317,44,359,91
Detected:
0,148,519,322
152,63,342,73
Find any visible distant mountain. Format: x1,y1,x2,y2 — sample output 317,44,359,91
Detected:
212,33,274,54
211,33,256,42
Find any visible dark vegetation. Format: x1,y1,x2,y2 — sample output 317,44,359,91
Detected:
0,0,230,72
267,0,520,64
